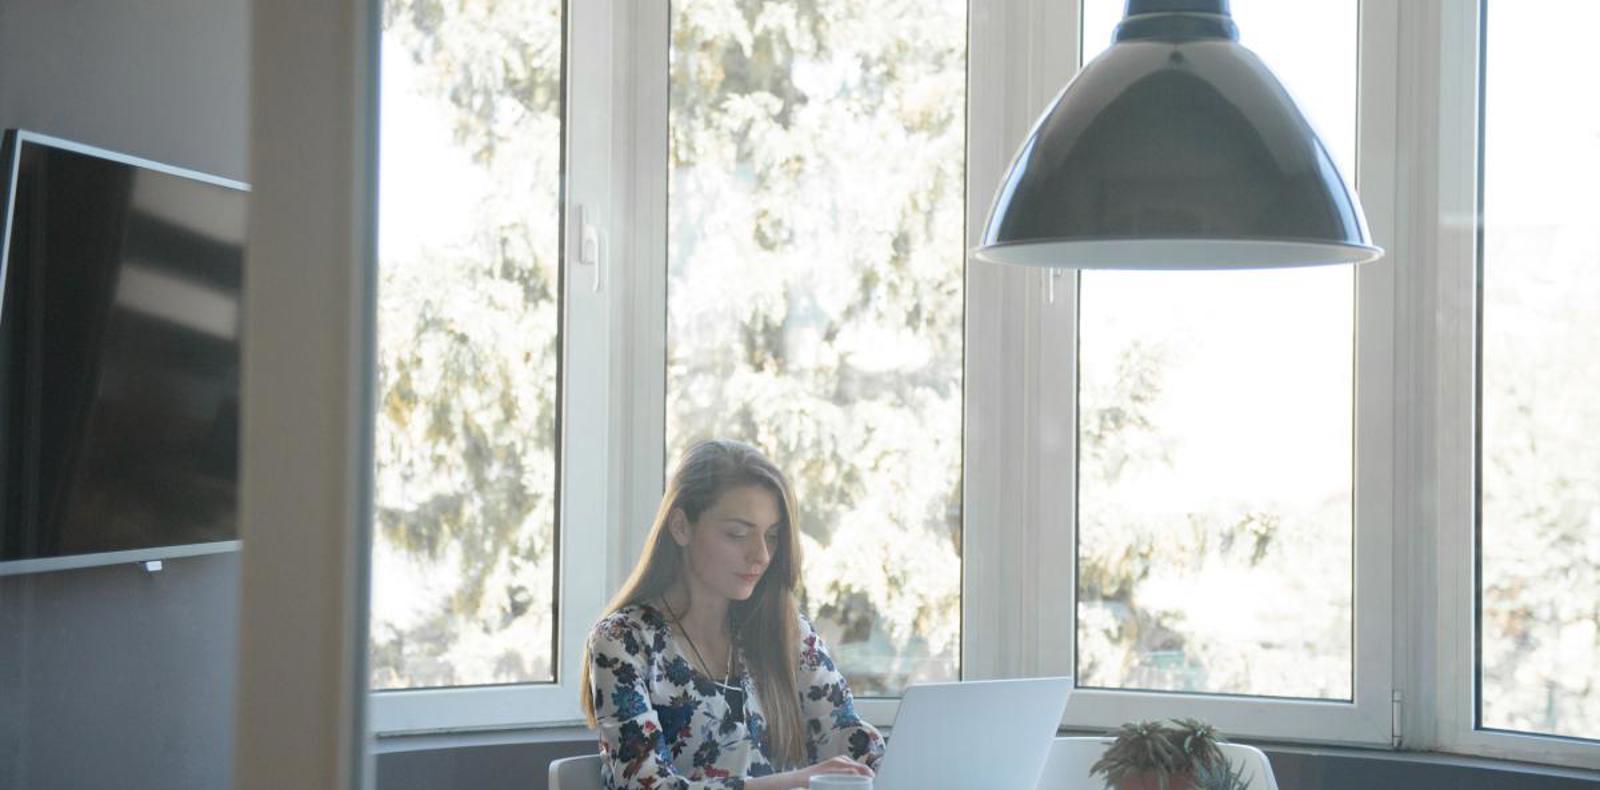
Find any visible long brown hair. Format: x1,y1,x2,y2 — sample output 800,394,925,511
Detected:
580,439,806,767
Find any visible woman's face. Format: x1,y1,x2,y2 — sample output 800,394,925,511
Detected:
671,483,783,603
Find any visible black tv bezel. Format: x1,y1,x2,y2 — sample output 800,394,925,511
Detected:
0,129,249,577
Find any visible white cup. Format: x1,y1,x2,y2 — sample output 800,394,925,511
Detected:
809,774,872,790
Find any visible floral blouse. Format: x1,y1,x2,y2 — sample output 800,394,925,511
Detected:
586,603,885,789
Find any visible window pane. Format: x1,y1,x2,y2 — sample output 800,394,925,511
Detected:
371,0,563,689
1480,0,1600,741
1075,0,1357,699
665,0,966,696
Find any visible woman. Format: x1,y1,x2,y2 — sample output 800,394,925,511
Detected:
582,440,883,789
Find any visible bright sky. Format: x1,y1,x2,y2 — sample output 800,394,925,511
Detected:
1479,0,1600,737
1483,1,1600,226
376,43,487,268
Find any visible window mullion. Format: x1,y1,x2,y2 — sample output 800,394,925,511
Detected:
612,0,670,602
1353,0,1403,748
1025,0,1082,685
1427,0,1482,756
1388,0,1457,755
963,0,1079,691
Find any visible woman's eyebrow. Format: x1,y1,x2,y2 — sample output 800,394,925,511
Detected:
722,517,781,530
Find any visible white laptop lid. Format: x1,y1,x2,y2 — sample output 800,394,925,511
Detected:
873,677,1072,790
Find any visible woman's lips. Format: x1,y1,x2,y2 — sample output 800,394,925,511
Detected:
738,572,763,583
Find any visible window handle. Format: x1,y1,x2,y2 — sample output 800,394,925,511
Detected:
578,205,603,292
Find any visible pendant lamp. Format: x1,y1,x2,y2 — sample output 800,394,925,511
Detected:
974,0,1382,270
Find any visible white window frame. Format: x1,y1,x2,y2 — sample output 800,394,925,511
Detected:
367,0,616,735
1423,0,1600,769
1046,0,1399,748
349,0,1600,773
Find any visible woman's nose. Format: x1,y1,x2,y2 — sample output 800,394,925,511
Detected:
750,538,770,566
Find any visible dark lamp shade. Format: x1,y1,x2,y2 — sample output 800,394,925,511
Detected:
974,3,1382,270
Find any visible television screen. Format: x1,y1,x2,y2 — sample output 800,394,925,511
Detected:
0,131,247,573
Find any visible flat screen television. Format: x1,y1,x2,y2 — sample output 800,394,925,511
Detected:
0,130,247,576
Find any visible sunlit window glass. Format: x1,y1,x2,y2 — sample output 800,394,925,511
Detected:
371,0,563,690
1075,0,1357,699
1480,0,1600,741
665,0,966,695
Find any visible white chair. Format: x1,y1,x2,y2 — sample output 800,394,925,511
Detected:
1036,736,1279,790
549,753,603,790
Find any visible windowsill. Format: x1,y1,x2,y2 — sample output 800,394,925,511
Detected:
372,722,592,754
372,723,1600,784
1255,743,1600,784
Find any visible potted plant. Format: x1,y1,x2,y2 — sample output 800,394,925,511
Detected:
1088,719,1232,790
1169,718,1226,773
1191,757,1253,790
1088,720,1188,790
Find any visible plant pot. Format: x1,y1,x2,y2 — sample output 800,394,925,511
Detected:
1112,770,1195,790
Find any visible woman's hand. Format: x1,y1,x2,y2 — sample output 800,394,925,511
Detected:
744,756,875,790
794,755,874,783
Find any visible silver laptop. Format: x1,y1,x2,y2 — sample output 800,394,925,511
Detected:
872,677,1072,790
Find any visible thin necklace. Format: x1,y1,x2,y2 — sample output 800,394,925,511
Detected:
661,597,737,691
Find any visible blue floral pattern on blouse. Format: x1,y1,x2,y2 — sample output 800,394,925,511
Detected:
587,604,885,789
